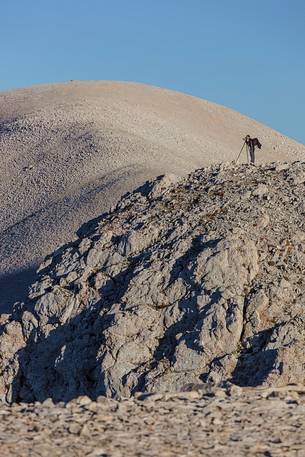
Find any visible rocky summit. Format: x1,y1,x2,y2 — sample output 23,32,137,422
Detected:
1,161,305,404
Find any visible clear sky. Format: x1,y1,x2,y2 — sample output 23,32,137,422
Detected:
1,0,304,144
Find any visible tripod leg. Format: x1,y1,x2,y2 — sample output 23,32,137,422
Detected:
235,141,246,163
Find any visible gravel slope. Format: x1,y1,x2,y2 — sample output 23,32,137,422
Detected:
1,80,305,311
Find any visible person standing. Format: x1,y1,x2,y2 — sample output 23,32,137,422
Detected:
244,135,262,164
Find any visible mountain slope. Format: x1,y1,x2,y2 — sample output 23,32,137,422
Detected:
1,80,305,311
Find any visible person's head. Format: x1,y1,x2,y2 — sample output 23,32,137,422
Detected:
245,134,250,140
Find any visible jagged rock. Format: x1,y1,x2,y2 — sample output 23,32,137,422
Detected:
2,162,305,403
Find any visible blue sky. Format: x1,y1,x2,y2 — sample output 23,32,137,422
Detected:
1,0,304,144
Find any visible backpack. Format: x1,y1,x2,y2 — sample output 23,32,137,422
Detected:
253,138,262,149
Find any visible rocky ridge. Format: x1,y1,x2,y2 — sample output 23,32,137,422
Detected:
2,161,305,403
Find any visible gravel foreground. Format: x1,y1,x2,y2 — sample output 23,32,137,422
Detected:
1,386,305,457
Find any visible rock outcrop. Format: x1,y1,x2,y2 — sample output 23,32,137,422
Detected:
2,161,305,402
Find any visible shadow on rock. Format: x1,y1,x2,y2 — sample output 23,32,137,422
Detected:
231,326,279,387
11,299,116,404
10,248,150,403
131,236,223,393
153,236,221,362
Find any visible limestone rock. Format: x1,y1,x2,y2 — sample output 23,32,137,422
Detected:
2,162,305,402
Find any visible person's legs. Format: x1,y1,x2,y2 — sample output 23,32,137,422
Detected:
249,145,255,164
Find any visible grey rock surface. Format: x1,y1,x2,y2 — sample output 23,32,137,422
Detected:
2,161,305,402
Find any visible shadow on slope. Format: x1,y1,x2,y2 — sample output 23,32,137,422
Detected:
0,267,37,314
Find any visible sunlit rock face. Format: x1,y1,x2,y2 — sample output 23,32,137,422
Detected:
2,161,305,402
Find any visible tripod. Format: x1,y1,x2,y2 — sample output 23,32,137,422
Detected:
235,140,249,164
